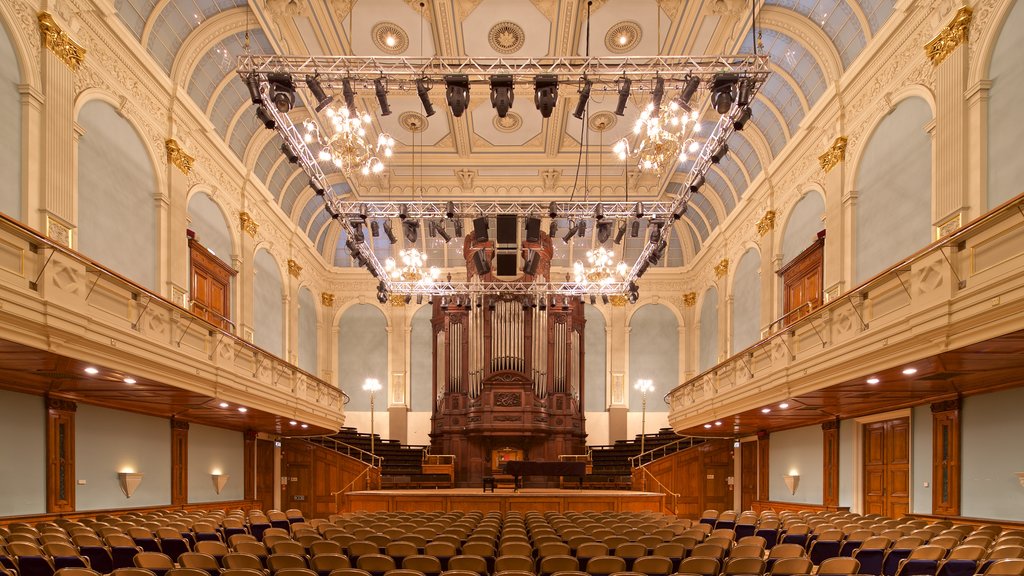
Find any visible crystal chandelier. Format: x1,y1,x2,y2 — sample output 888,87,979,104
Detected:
303,105,395,176
614,100,702,174
385,249,440,286
574,246,629,286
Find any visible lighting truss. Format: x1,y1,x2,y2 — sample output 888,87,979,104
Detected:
237,54,771,298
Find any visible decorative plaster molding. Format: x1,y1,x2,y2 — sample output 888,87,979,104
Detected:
321,292,336,306
389,294,407,307
609,295,627,307
935,212,963,239
239,212,258,238
46,216,73,249
682,292,697,307
714,259,729,278
165,139,195,175
287,259,303,278
818,136,848,172
38,12,85,71
756,210,776,237
925,6,972,65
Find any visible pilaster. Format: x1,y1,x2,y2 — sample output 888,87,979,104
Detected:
39,12,80,243
932,22,970,236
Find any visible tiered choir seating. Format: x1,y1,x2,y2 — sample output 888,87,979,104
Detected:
585,429,700,489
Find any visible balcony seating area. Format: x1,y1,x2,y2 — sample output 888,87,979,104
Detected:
316,429,450,489
584,429,694,489
4,507,1024,576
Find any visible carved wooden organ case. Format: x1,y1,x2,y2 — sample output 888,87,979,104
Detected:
429,225,587,486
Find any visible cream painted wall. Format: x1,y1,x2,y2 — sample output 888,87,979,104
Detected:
187,423,244,503
769,425,823,504
584,304,607,412
0,391,45,516
911,405,932,514
629,303,678,411
253,249,285,357
407,411,432,446
838,418,856,509
698,287,719,372
0,20,20,219
585,411,611,446
409,306,433,412
297,287,317,374
338,304,389,411
187,192,232,262
731,248,761,353
626,411,671,440
962,387,1024,520
987,0,1024,208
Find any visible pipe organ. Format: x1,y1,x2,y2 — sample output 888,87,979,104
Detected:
431,225,586,486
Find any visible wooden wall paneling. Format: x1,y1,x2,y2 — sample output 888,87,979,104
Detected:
633,440,732,519
931,399,961,516
757,432,770,502
46,397,76,513
778,234,824,326
283,439,375,516
822,420,840,508
741,441,757,511
863,418,910,517
188,237,236,330
702,441,733,514
256,438,277,512
243,431,256,501
170,420,188,506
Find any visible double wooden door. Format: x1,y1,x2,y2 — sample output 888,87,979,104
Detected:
864,418,910,517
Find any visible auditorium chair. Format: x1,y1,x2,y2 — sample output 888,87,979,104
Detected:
631,555,673,576
891,545,946,576
698,511,719,528
817,557,860,576
402,555,442,576
178,552,222,576
127,529,162,554
356,554,396,576
6,541,57,576
933,545,986,576
437,571,478,576
423,542,457,571
674,556,721,576
271,541,308,559
41,543,91,571
268,553,311,572
767,557,813,576
53,568,100,576
166,568,213,576
133,552,175,576
722,556,766,576
808,530,845,565
446,556,488,575
494,556,534,573
111,568,158,576
755,520,782,549
880,537,926,576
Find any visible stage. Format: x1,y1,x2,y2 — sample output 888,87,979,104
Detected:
340,488,667,514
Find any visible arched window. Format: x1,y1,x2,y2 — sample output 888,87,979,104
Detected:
987,0,1024,209
253,249,284,357
732,248,762,353
0,22,21,218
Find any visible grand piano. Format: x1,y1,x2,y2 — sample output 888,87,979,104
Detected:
503,460,587,490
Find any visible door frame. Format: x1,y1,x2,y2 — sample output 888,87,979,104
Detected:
853,409,912,515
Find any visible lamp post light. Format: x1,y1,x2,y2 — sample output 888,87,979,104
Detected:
362,378,382,456
635,379,654,456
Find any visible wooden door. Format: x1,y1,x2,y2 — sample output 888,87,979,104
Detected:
863,418,910,517
256,439,276,512
284,462,311,519
189,237,235,330
740,441,757,511
778,233,824,327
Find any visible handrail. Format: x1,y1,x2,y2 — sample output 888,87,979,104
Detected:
294,436,384,468
634,465,680,516
335,464,379,495
664,194,1024,404
628,435,716,468
189,300,237,328
0,210,349,405
765,301,813,333
423,454,455,465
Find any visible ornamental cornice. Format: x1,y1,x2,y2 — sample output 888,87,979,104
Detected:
165,139,195,175
818,137,848,172
924,6,972,65
38,12,86,70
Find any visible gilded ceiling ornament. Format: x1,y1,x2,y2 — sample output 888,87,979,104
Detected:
493,111,523,132
239,212,258,238
605,21,642,53
757,210,776,237
287,259,303,278
488,21,526,54
372,22,410,54
714,259,729,278
38,12,85,71
165,139,195,175
925,6,972,66
682,292,697,307
609,295,628,307
588,111,618,132
389,294,407,307
818,136,848,173
398,111,429,133
321,292,336,307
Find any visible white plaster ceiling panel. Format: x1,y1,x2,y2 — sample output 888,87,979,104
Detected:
461,0,551,57
564,91,640,145
376,96,451,147
294,17,326,55
470,95,543,147
347,0,435,57
691,15,721,54
579,0,669,56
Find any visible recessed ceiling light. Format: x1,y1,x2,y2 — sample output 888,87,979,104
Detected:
300,424,308,429
714,421,722,426
703,423,712,429
123,377,136,384
761,408,771,414
218,402,229,408
385,35,397,47
84,367,99,375
289,420,297,426
619,35,628,45
237,407,247,413
902,367,917,375
866,377,880,384
779,402,789,409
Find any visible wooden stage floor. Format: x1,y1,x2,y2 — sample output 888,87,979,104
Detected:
341,488,666,514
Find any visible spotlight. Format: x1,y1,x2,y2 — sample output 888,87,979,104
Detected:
472,217,489,241
398,204,409,220
416,295,423,305
562,221,580,242
597,220,614,243
689,174,705,192
577,220,587,237
672,202,688,220
678,74,700,108
572,78,592,120
651,76,665,115
427,218,437,238
267,73,295,113
525,217,541,242
370,220,380,237
710,74,738,114
404,295,412,304
539,296,547,311
711,142,729,163
453,218,464,237
614,77,632,116
342,78,356,111
549,220,558,237
594,203,604,220
310,179,325,196
377,289,388,304
445,201,456,219
246,73,262,104
416,77,436,117
614,221,627,244
383,219,397,244
489,75,514,118
522,250,541,275
403,219,420,243
630,219,641,237
374,78,391,116
280,142,298,164
733,106,752,131
737,78,753,106
602,294,610,305
590,295,597,305
349,220,365,242
305,74,333,112
256,106,276,129
434,220,452,242
548,201,559,218
445,75,470,117
636,259,650,278
633,202,644,219
534,75,558,119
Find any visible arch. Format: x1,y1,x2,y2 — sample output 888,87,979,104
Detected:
0,1,38,89
628,303,678,412
854,95,933,283
76,99,158,290
297,287,318,374
252,248,285,357
731,248,763,353
698,286,719,372
0,16,22,218
584,304,607,412
984,0,1024,209
760,6,848,76
338,303,389,411
144,0,247,74
186,189,235,260
973,0,1022,85
410,305,433,411
780,190,826,265
172,8,250,96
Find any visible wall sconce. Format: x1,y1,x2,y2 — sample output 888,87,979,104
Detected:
211,472,230,495
783,474,800,495
118,471,144,498
1016,472,1024,488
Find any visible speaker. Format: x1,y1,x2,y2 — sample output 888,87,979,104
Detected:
497,215,517,243
472,250,491,275
473,217,489,241
525,217,541,242
522,250,540,275
496,253,517,276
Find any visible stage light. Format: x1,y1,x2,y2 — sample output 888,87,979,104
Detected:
453,218,464,237
534,75,558,119
651,76,665,115
489,75,514,118
349,220,364,242
573,78,592,120
370,220,380,237
594,203,604,220
472,217,489,241
690,173,705,192
678,74,700,108
305,74,333,112
737,77,752,106
398,203,409,220
374,78,391,116
597,220,613,243
416,77,436,117
246,73,262,104
562,221,579,242
614,220,627,244
614,77,631,116
548,201,559,218
402,219,420,243
445,75,470,117
445,201,456,219
710,73,738,114
733,106,752,131
590,295,597,305
433,220,452,242
342,78,356,111
472,250,491,275
672,202,688,220
256,106,275,129
280,142,298,164
711,142,729,163
267,73,295,112
549,220,558,237
633,202,644,219
630,219,641,237
310,179,325,196
577,220,587,237
522,250,541,275
383,219,397,244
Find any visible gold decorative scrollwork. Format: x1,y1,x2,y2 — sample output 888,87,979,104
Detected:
321,292,336,306
714,259,729,278
608,295,628,307
757,210,776,237
165,139,195,175
682,292,697,307
925,6,973,66
38,12,85,71
239,212,258,238
389,294,407,307
287,259,303,278
818,136,848,173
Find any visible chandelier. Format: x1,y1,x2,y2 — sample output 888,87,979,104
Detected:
574,246,629,286
614,99,702,174
303,104,395,176
385,249,440,286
